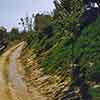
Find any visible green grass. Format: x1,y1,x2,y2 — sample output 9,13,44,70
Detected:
90,87,100,100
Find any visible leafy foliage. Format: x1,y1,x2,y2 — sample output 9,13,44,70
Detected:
53,0,83,34
25,0,100,99
74,17,100,81
8,28,20,41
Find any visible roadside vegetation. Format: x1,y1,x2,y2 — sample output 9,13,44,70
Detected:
0,0,100,99
20,0,100,100
24,0,100,99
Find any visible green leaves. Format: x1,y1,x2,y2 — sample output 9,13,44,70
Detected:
9,28,19,41
73,17,100,80
53,0,83,34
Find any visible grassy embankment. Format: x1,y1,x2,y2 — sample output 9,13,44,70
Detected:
21,17,100,99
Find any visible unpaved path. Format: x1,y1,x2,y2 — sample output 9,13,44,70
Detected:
0,42,47,100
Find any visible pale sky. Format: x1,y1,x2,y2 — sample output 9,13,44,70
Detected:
0,0,55,31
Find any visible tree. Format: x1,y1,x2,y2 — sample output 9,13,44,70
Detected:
34,14,52,33
18,14,34,32
53,0,83,33
9,28,19,41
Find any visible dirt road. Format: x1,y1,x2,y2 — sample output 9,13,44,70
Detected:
0,42,47,100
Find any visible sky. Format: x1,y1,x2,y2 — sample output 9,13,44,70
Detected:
0,0,55,31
